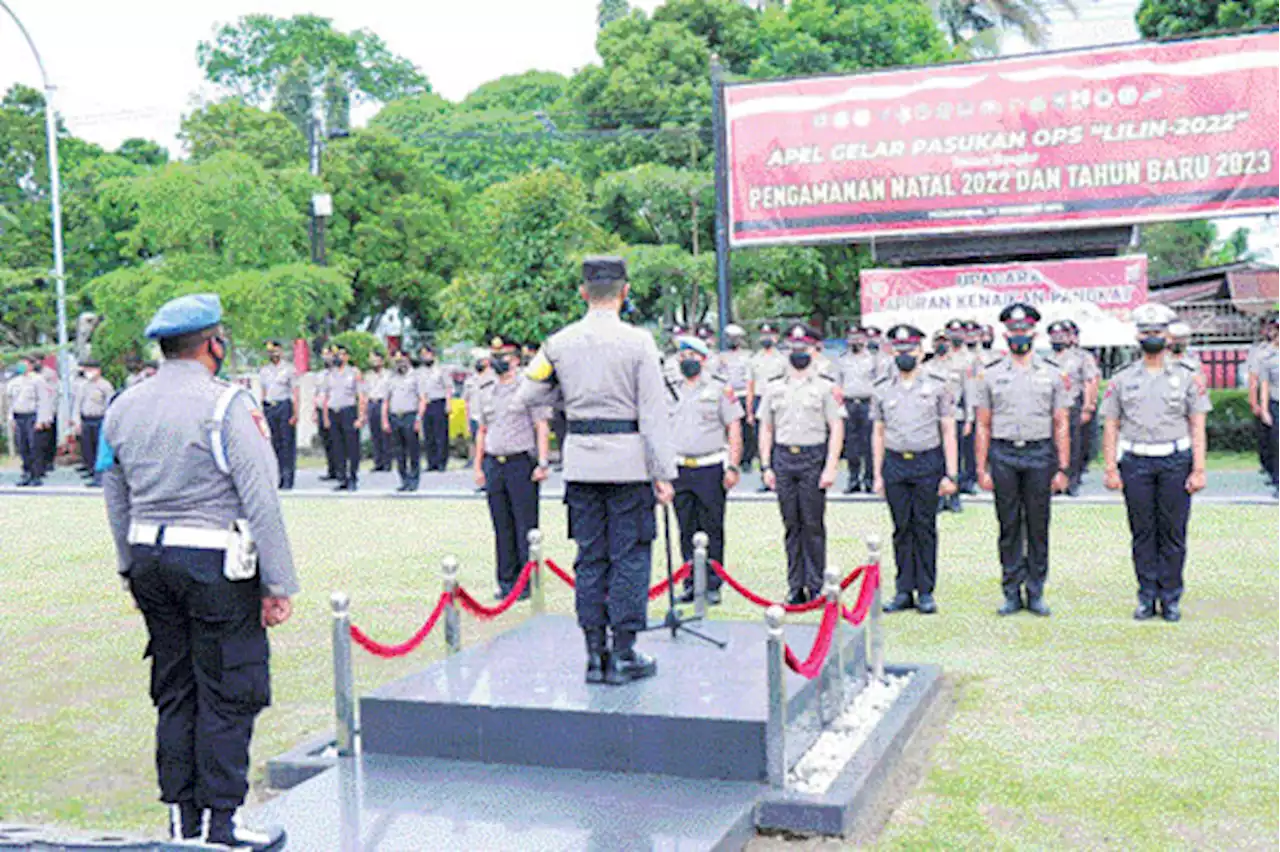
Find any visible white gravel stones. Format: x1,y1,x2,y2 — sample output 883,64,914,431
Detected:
788,673,912,795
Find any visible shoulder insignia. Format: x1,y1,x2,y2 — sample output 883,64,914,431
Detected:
767,372,785,383
873,375,890,387
1176,361,1196,372
525,350,555,383
984,356,1004,368
925,370,948,383
480,378,496,388
250,406,271,441
1041,356,1059,368
819,372,837,383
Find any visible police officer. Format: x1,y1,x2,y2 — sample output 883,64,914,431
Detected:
417,344,453,472
364,350,392,472
718,323,753,474
313,347,340,481
837,325,877,493
520,256,676,686
957,320,982,494
258,341,298,490
72,358,113,487
100,294,294,850
10,355,54,487
474,337,551,598
1254,311,1279,495
748,323,785,484
1101,303,1211,621
758,323,846,605
321,344,365,491
1168,322,1202,372
938,320,972,512
872,325,959,614
1047,320,1097,497
667,335,743,605
383,351,426,492
979,323,995,352
463,349,494,464
1066,320,1101,478
974,303,1071,617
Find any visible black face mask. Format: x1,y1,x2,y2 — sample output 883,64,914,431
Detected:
1170,344,1186,354
761,340,775,350
269,353,281,363
679,358,702,378
966,341,977,349
397,364,410,374
849,343,864,353
934,342,950,356
475,361,487,372
867,341,880,352
492,358,511,375
789,351,812,370
895,353,918,372
1140,335,1166,354
323,357,336,368
210,337,228,375
1008,334,1034,355
729,341,741,350
423,357,435,366
1051,341,1068,352
982,340,994,350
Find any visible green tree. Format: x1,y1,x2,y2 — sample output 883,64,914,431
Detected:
623,243,715,327
330,329,384,368
934,0,1077,56
593,163,713,253
114,138,168,167
1135,220,1219,281
178,99,307,169
1136,0,1277,38
0,267,56,349
275,57,314,141
598,0,632,30
197,14,428,106
461,71,569,113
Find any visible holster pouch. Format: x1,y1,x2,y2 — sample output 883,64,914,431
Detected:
223,520,259,581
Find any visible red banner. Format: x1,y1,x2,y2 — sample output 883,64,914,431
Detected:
860,256,1148,320
725,32,1280,247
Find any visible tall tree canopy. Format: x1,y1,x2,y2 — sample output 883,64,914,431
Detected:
1136,0,1277,38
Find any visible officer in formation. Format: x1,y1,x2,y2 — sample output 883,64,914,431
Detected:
836,324,880,493
1100,303,1211,621
417,344,453,472
258,341,299,490
363,350,393,473
100,294,294,851
974,303,1070,617
72,358,114,488
872,325,959,614
666,335,743,605
474,337,551,599
10,354,55,486
1168,322,1202,372
757,323,846,605
1255,311,1279,495
748,323,786,485
936,321,973,512
313,347,340,482
1067,320,1102,478
463,349,494,463
1245,313,1278,482
382,351,426,491
320,344,365,491
717,324,753,473
521,256,675,686
1047,320,1099,496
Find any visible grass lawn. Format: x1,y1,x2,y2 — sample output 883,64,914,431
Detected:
0,496,1275,848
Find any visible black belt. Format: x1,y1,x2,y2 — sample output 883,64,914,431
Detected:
486,451,531,464
846,396,871,404
887,447,939,461
264,400,289,407
994,438,1051,449
776,443,825,455
567,419,639,435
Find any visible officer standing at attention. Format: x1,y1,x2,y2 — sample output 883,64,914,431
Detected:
1101,303,1210,621
520,256,676,686
1254,311,1279,496
837,324,878,493
718,324,753,473
474,337,551,599
974,303,1070,617
417,344,453,472
957,320,982,494
1168,322,1202,373
320,344,365,491
747,323,785,481
758,323,846,605
100,294,294,850
258,341,299,490
313,347,340,482
872,325,959,614
382,351,426,492
363,350,392,473
11,354,55,487
1066,320,1101,479
1047,320,1089,497
667,335,743,605
939,319,972,511
72,359,114,488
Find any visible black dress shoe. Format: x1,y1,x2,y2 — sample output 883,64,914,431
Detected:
1026,595,1051,617
584,627,608,684
15,477,31,487
319,474,336,481
916,593,938,614
959,484,976,495
706,588,722,606
949,494,963,513
677,588,696,604
756,483,770,492
205,808,286,851
843,480,858,494
997,594,1023,616
586,652,608,684
785,588,810,606
1066,484,1080,497
883,593,914,613
168,802,203,841
605,649,657,685
1161,602,1181,622
396,483,411,492
334,481,350,491
1133,601,1157,620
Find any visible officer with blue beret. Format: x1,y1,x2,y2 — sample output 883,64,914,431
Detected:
100,293,294,850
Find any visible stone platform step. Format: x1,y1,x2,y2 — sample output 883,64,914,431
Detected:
254,753,761,852
360,614,866,782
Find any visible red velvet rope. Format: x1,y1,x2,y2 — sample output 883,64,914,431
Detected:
648,563,693,601
783,600,840,679
543,558,576,589
349,592,450,659
454,561,535,620
842,563,880,627
711,561,873,614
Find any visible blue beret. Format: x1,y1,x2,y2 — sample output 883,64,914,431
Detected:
677,335,710,356
145,294,222,340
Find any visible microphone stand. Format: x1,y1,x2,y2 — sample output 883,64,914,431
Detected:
643,502,726,649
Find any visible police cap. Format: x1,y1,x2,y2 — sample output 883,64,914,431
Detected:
583,255,627,283
489,336,518,354
863,326,883,339
144,293,222,340
885,324,925,351
786,322,820,344
999,302,1041,329
1132,303,1176,331
1046,320,1072,337
758,323,778,336
945,318,967,334
677,335,710,356
724,323,745,338
1168,321,1192,339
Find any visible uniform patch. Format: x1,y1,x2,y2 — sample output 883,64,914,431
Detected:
525,351,555,382
251,407,271,440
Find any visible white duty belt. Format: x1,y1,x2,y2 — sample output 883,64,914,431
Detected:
1118,437,1191,457
676,451,727,468
127,523,235,551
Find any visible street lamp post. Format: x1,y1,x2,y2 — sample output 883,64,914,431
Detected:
2,0,71,440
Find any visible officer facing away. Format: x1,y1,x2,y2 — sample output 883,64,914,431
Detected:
1101,303,1210,622
100,294,295,850
520,256,677,686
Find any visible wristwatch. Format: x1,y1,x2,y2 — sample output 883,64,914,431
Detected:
1057,468,1069,477
726,464,741,474
760,464,772,472
537,460,551,471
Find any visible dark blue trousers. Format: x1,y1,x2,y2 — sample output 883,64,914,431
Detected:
990,440,1055,599
484,453,540,593
263,401,296,488
1120,450,1193,606
368,400,391,470
13,412,45,480
389,412,420,488
565,482,656,632
423,399,449,471
883,447,944,595
81,415,104,475
673,463,726,591
331,405,360,485
843,399,872,484
774,444,827,596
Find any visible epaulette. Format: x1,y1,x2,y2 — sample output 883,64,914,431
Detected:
925,370,948,383
710,372,728,384
819,372,837,383
1175,361,1197,372
767,371,785,383
1040,355,1059,368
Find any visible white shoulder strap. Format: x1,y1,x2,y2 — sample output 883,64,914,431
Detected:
210,386,246,474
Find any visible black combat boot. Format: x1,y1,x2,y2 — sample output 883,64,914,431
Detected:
584,627,608,685
1025,594,1051,617
997,591,1023,616
168,801,203,842
883,592,914,613
916,592,938,614
1133,599,1157,620
605,629,657,685
205,808,286,851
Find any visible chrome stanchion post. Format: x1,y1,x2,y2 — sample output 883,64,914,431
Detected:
867,534,884,682
330,591,357,757
692,531,709,620
765,604,787,789
821,566,845,724
442,556,462,655
528,529,545,616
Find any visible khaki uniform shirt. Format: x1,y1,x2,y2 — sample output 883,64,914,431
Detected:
477,377,550,457
1264,347,1280,392
417,363,451,401
973,355,1068,442
871,370,954,453
76,377,114,420
519,308,676,483
102,360,299,595
10,373,42,416
463,372,492,415
836,350,879,400
1099,359,1212,442
758,369,845,446
258,362,295,404
750,349,787,389
1243,340,1268,380
324,366,361,410
363,368,390,402
668,375,743,458
386,370,423,415
716,349,751,397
